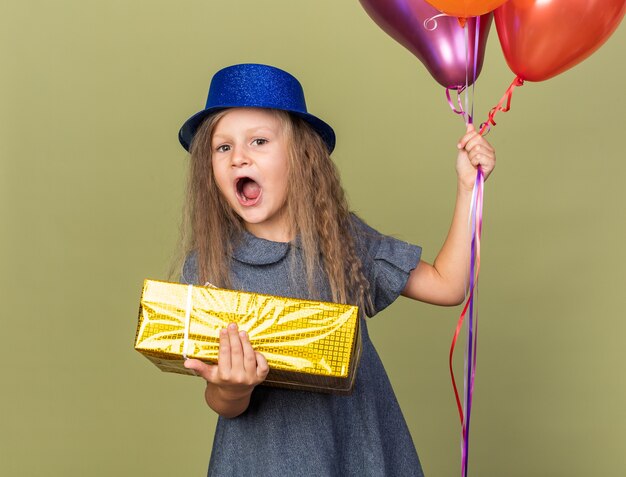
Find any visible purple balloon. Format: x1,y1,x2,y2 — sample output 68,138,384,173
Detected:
359,0,492,89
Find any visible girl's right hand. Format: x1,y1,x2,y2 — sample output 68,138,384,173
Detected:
184,323,269,402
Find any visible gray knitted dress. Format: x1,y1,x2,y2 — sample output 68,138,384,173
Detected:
182,216,425,477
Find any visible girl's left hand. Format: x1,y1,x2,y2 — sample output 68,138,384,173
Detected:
456,124,496,191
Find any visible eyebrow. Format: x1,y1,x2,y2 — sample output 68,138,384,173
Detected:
213,126,277,140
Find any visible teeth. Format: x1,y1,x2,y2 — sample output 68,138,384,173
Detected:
236,179,244,200
236,179,248,203
236,177,260,203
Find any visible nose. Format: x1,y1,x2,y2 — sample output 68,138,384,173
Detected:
230,145,250,167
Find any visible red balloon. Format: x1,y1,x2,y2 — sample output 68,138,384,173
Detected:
495,0,626,82
425,0,508,18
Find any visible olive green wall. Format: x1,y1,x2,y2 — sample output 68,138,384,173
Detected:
2,1,625,476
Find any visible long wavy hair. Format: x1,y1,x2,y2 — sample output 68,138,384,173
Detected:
176,108,373,314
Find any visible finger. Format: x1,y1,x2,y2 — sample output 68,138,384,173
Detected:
184,358,218,382
468,148,485,164
227,323,244,371
239,330,258,373
468,144,495,160
468,151,495,171
458,128,478,149
255,351,270,380
469,154,482,168
465,136,494,153
217,327,231,373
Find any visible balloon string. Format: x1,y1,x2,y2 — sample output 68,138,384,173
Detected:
464,168,483,477
464,21,470,125
446,86,469,117
458,20,482,477
470,16,480,126
424,13,449,31
450,167,483,477
479,75,525,135
447,17,482,128
449,15,480,425
450,291,471,423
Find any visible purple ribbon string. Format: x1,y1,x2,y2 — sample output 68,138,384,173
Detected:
460,16,481,477
446,86,472,124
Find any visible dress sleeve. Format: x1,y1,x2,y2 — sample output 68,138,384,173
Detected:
180,251,199,285
351,215,422,316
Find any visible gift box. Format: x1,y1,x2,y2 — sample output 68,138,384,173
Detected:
134,279,361,394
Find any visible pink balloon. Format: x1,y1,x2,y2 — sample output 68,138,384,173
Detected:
359,0,493,89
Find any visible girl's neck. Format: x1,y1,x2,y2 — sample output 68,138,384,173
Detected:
244,221,294,243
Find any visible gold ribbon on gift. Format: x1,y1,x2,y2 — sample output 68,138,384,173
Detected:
134,279,361,394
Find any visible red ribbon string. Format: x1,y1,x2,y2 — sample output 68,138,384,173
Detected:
449,288,473,424
479,76,525,135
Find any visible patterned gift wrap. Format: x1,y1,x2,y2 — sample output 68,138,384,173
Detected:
135,279,361,394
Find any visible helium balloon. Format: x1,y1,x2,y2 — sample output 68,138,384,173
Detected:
359,0,493,89
425,0,508,19
495,0,626,82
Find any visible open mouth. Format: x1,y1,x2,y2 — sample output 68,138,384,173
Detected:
235,177,262,206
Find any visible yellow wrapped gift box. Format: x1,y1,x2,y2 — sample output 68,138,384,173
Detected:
134,279,361,394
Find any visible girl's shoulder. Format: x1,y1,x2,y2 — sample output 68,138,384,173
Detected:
348,213,398,257
348,213,382,244
348,212,422,315
348,212,422,272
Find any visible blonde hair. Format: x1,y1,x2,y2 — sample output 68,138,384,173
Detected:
177,109,373,314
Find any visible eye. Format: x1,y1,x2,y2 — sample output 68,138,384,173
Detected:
215,144,231,153
252,138,268,146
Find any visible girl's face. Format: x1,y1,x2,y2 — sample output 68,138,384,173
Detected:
211,108,291,242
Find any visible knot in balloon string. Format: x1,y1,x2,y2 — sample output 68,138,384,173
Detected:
424,13,449,31
478,76,525,135
446,86,472,124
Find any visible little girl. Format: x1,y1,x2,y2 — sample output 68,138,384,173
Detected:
179,63,495,476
